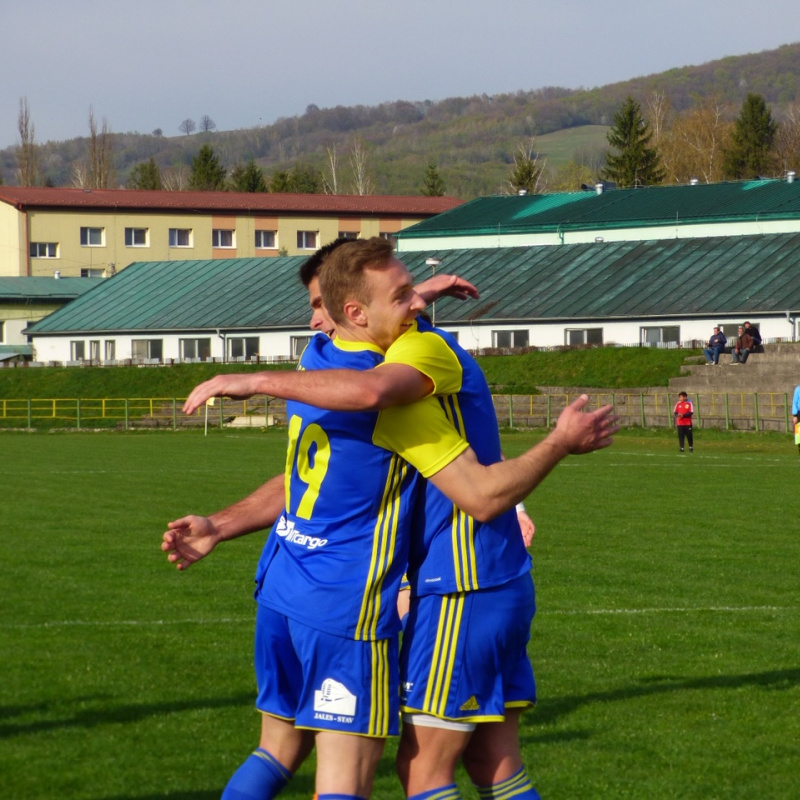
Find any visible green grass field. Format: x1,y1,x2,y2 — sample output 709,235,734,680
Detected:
2,428,799,799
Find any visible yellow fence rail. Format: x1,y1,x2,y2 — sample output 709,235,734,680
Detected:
0,392,793,432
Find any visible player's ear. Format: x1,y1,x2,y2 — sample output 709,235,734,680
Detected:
343,297,368,327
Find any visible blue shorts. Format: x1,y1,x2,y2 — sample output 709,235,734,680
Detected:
400,573,536,722
254,602,399,737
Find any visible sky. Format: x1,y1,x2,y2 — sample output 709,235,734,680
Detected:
2,0,800,150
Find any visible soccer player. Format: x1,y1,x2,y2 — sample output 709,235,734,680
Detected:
182,238,618,799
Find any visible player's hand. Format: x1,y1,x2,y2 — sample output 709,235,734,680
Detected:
161,515,221,570
554,394,619,455
183,374,264,415
414,273,480,304
517,509,535,547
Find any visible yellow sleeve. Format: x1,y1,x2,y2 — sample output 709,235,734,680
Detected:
373,396,469,478
380,326,463,396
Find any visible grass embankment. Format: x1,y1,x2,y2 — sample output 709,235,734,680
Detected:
0,347,697,398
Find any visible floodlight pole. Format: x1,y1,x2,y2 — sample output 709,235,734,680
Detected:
425,257,442,326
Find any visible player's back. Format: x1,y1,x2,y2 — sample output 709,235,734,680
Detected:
380,320,532,596
257,334,420,640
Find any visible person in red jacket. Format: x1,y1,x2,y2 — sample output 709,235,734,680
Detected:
673,391,694,452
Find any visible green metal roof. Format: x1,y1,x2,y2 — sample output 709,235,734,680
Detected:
397,179,800,238
26,257,310,334
25,234,800,335
0,276,103,300
401,233,800,322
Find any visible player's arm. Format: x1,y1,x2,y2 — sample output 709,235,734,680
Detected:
378,394,618,522
183,363,432,415
162,473,285,570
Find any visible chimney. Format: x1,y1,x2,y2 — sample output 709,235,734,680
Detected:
54,270,61,279
788,171,796,184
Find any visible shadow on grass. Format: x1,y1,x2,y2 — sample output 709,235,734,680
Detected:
0,693,254,738
523,666,800,738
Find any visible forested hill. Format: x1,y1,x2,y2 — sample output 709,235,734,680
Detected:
2,42,799,198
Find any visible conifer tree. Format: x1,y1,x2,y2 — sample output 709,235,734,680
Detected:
421,161,446,196
127,158,163,190
229,160,268,192
602,96,664,187
189,144,226,191
722,93,778,179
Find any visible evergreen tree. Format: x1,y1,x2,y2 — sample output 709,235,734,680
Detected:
229,160,268,192
127,157,163,190
421,161,446,196
508,146,542,195
269,163,322,193
602,96,664,187
269,170,292,193
722,93,778,179
189,144,226,191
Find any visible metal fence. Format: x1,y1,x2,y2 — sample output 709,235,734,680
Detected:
0,391,794,432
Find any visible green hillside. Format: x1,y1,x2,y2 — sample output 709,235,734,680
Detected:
2,43,798,198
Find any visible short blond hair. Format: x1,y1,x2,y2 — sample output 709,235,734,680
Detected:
319,237,395,325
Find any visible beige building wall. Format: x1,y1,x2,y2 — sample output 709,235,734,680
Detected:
11,207,433,277
0,204,26,276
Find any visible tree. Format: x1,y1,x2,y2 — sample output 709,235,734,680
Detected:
421,161,446,196
179,118,197,136
774,103,800,176
722,93,778,179
507,138,544,194
322,144,340,194
16,97,38,187
269,169,292,193
659,97,733,184
349,137,375,195
602,96,664,187
87,107,115,189
127,157,163,190
199,115,217,133
229,160,268,192
549,160,597,192
269,163,322,193
189,144,226,191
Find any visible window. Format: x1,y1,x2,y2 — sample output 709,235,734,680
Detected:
566,328,604,346
641,326,680,347
70,341,86,360
81,268,104,278
169,228,192,247
229,336,260,360
131,339,163,362
338,231,359,240
104,340,116,361
291,335,314,359
297,231,318,250
29,242,58,258
124,227,148,247
0,321,5,343
180,338,211,360
379,232,397,245
492,329,529,349
255,230,276,249
212,229,235,248
80,227,104,246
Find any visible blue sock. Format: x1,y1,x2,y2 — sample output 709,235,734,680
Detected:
317,795,368,800
221,747,292,800
474,766,540,799
408,784,461,800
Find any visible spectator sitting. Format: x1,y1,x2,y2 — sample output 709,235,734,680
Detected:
731,326,754,364
703,325,727,365
744,321,762,351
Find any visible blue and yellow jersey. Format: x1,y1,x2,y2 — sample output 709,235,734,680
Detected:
256,334,421,641
374,318,532,596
